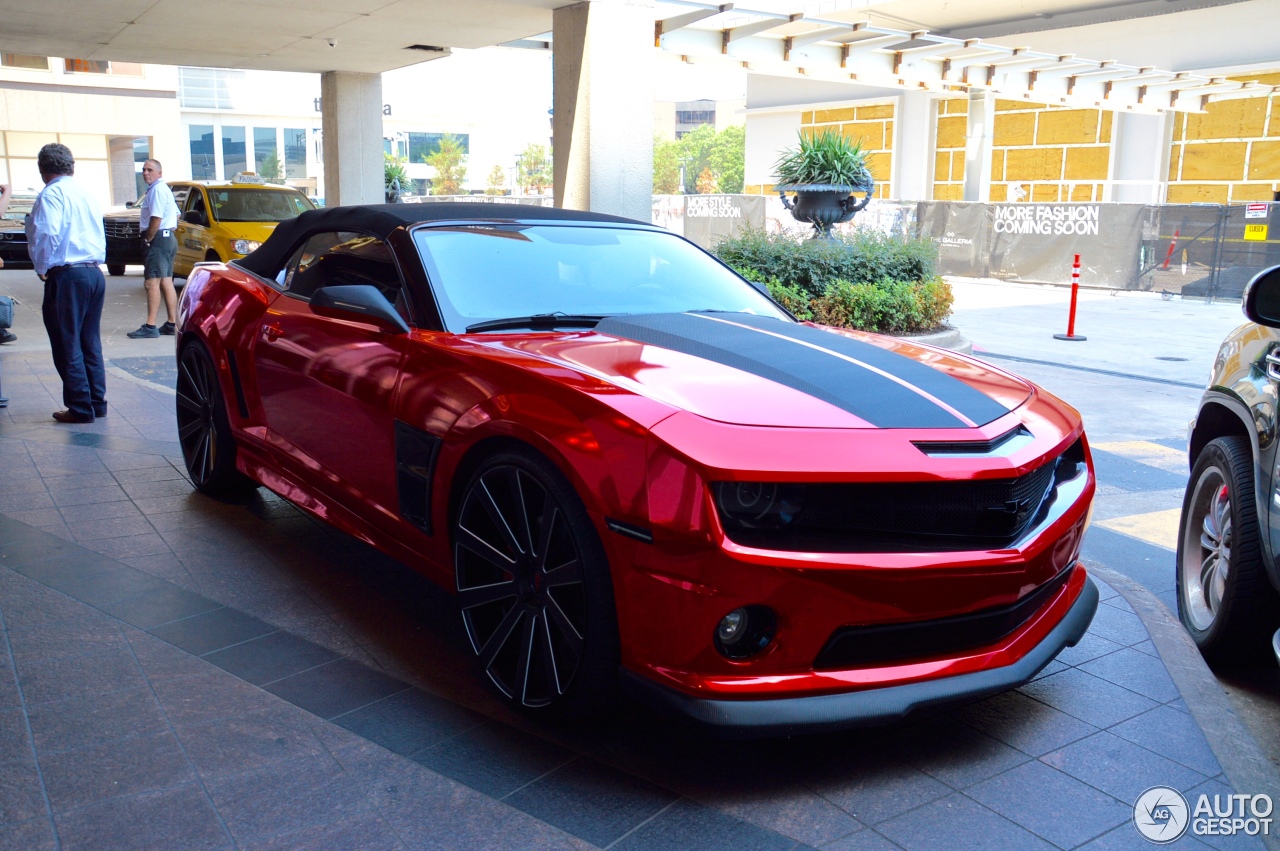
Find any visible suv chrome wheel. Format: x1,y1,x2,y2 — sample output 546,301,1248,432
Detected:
1177,435,1278,665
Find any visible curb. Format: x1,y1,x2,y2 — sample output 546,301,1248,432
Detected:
898,326,973,354
1090,564,1280,851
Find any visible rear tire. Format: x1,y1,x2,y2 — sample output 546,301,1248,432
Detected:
1176,435,1280,666
106,263,125,276
452,448,619,718
175,342,257,498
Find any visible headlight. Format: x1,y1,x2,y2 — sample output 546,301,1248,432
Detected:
232,239,261,255
712,482,806,530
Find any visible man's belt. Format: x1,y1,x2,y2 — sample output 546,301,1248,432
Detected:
47,261,100,275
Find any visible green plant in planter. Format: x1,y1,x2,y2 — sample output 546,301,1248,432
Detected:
773,129,870,189
773,130,875,237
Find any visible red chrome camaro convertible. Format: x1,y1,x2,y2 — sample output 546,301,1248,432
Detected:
175,203,1097,734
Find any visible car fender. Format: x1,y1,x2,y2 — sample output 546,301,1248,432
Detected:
1190,388,1280,589
437,393,645,527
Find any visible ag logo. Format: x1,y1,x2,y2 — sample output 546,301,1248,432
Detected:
1134,786,1190,843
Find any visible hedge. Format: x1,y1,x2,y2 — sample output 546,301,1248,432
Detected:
715,229,952,334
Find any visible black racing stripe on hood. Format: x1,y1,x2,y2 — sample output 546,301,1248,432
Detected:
594,313,1012,428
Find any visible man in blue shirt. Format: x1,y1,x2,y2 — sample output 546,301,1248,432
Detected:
26,143,107,423
127,158,179,338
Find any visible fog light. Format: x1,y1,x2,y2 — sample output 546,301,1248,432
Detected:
717,609,746,644
713,605,777,659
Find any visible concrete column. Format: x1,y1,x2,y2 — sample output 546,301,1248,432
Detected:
553,0,654,222
892,91,936,202
962,90,995,202
320,71,384,207
1108,112,1171,203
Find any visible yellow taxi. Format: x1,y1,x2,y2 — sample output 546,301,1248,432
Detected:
170,173,315,277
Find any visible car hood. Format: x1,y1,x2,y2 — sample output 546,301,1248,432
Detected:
482,313,1034,430
208,221,282,241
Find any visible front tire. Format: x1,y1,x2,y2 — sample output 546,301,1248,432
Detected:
106,263,125,276
175,343,256,498
1176,435,1280,665
453,449,619,718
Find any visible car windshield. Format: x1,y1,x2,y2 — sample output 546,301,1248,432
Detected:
414,224,790,332
208,189,314,223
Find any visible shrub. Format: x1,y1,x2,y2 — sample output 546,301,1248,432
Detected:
811,277,953,335
713,229,937,299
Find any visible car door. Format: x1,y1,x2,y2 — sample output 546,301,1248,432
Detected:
175,187,211,276
251,230,414,527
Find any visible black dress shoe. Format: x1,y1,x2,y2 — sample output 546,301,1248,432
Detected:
52,410,93,424
0,397,8,408
0,330,14,344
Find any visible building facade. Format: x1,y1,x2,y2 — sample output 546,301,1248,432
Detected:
0,52,183,208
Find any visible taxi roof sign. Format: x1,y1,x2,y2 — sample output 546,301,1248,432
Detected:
231,172,267,185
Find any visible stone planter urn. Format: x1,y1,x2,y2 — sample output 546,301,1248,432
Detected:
778,177,876,238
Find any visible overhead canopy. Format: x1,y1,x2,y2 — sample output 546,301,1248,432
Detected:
655,0,1280,112
0,0,566,73
0,0,1273,110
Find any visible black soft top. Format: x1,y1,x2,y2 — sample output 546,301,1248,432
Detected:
237,202,645,278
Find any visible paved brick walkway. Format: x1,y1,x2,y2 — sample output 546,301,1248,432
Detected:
0,271,1274,849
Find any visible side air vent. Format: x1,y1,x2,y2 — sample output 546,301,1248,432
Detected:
395,421,442,535
406,45,448,53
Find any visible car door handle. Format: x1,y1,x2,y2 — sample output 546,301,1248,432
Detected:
1267,350,1280,382
261,323,282,342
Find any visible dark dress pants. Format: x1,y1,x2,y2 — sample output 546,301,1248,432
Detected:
42,265,106,419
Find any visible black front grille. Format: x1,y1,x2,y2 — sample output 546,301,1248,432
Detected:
715,438,1085,553
103,220,139,239
813,565,1075,669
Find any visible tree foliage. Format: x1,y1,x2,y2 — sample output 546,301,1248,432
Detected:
423,134,467,196
485,165,507,195
517,143,553,194
653,136,681,194
259,149,283,183
652,123,745,194
695,167,718,194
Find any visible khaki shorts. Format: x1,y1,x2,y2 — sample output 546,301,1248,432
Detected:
144,233,177,279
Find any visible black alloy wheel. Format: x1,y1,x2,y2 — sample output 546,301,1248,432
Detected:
175,343,256,498
1176,435,1280,665
453,449,618,716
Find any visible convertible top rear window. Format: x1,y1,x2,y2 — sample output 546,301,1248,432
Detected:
414,224,788,333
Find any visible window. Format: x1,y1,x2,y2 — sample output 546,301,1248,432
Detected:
184,189,208,226
281,232,410,320
254,128,277,177
64,59,143,75
206,189,312,223
178,67,242,109
408,132,469,162
222,126,246,177
284,128,306,178
1,54,47,70
415,225,786,333
189,125,215,180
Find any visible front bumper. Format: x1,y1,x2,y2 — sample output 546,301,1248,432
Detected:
622,575,1098,736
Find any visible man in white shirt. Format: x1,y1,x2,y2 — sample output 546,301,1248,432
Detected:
127,159,179,338
26,143,107,423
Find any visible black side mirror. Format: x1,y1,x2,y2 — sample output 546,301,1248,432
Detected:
183,209,206,227
1244,266,1280,328
310,284,410,334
